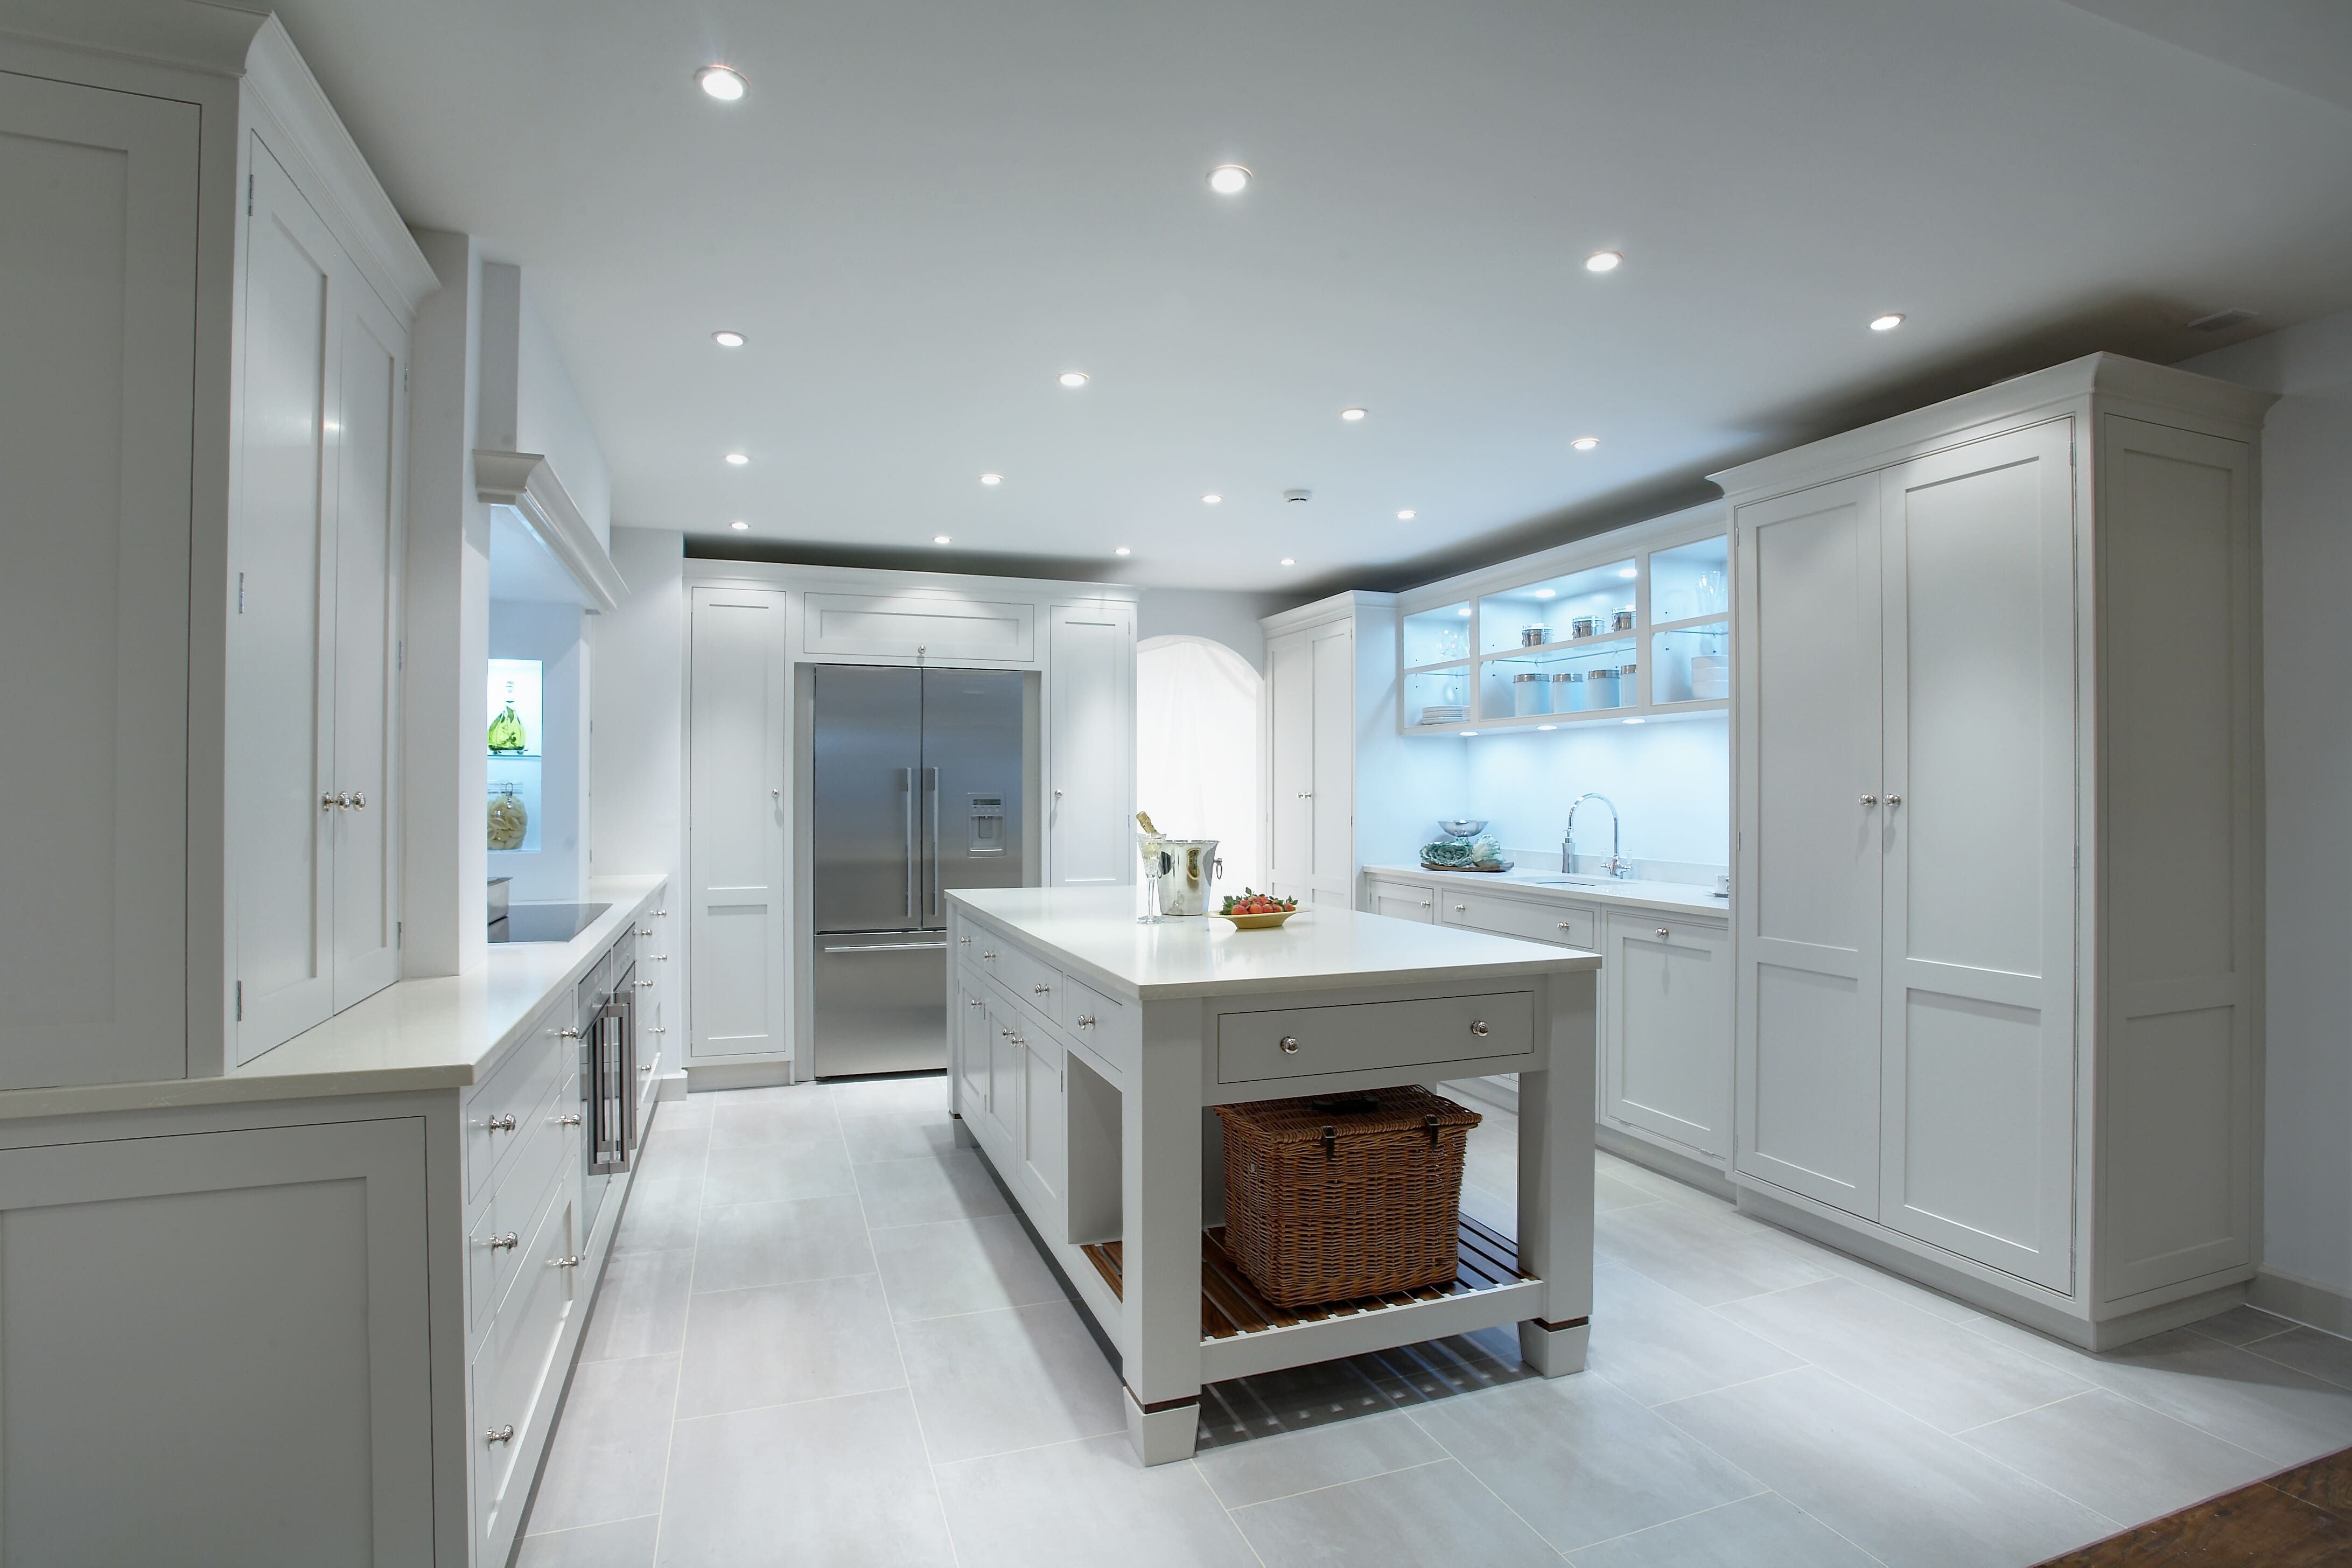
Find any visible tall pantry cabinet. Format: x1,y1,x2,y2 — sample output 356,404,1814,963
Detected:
0,11,436,1087
1719,353,2272,1347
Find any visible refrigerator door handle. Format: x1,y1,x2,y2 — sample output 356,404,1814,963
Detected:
899,766,916,923
925,766,942,922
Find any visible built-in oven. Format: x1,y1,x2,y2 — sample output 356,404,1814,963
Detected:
576,941,638,1238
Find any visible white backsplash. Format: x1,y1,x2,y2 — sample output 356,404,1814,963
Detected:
1463,718,1729,884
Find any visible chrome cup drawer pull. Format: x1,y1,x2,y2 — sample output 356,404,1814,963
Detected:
485,1425,515,1445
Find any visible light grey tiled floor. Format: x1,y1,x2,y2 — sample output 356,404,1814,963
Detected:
516,1079,2352,1567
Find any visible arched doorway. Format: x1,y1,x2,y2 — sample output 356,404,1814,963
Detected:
1135,635,1264,893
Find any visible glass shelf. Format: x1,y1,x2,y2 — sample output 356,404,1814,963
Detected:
488,658,544,854
1648,535,1730,625
1404,664,1473,729
1479,559,1636,656
1403,601,1475,669
1650,619,1730,705
1480,638,1637,718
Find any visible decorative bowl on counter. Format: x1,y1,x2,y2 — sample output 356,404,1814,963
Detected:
1217,891,1298,929
1436,818,1487,838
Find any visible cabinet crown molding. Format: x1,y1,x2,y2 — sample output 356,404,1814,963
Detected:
1709,351,2279,503
475,450,628,612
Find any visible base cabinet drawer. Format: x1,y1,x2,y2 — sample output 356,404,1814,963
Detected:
1441,890,1595,950
467,1002,571,1202
1367,879,1436,923
1065,974,1131,1054
472,1173,578,1558
982,940,1064,1024
1217,991,1535,1085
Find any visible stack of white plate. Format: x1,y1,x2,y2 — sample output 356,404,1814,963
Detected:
1417,703,1468,725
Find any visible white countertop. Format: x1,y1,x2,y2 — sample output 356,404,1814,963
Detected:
948,886,1600,1000
0,876,666,1122
1361,863,1732,917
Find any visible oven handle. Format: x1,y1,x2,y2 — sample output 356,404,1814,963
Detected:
821,941,948,954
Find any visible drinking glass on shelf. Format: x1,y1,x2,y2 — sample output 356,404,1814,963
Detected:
1697,569,1727,615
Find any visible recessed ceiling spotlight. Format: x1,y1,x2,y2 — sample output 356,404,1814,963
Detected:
712,330,746,348
1570,436,1600,451
1202,493,1222,505
695,65,747,102
1617,566,1637,579
1460,731,1479,738
1537,724,1558,731
1208,163,1252,194
1396,509,1416,520
1058,370,1090,388
934,535,953,545
1623,717,1646,725
1340,407,1367,422
1870,312,1905,332
1585,250,1623,273
730,520,749,531
724,452,749,465
978,472,1003,485
1280,557,1296,566
1115,547,1132,556
1533,589,1557,599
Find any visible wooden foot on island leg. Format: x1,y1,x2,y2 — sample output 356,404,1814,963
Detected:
950,1113,979,1149
1125,1388,1201,1464
1520,1316,1591,1377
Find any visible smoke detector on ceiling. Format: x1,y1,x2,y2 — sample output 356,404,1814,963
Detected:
1283,489,1312,503
2187,307,2259,332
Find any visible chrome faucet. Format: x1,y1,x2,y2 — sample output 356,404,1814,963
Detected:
1563,793,1630,879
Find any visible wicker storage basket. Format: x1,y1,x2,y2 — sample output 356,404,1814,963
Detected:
1214,1085,1483,1309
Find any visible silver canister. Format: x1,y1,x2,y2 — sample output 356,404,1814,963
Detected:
1153,838,1224,915
1586,666,1622,707
1520,624,1551,647
1570,615,1597,640
1513,671,1551,716
1611,607,1636,633
1553,670,1585,712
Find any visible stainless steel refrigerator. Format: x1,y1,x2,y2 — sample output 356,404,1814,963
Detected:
811,665,1027,1076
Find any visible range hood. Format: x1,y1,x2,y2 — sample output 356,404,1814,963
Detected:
477,449,627,611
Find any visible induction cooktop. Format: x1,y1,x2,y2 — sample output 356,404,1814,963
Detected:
488,902,611,944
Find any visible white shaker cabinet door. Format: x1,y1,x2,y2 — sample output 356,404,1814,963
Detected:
1875,422,2078,1290
1265,629,1313,902
230,139,344,1060
1307,622,1356,902
0,75,198,1089
1604,912,1731,1159
688,587,788,1060
1734,473,1885,1217
1047,601,1136,886
328,269,407,1011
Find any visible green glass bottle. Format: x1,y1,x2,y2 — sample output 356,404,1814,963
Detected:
487,682,527,754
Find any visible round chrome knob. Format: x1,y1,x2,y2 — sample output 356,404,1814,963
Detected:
653,909,668,918
1656,926,1670,938
1886,794,1902,806
558,1027,582,1040
639,927,655,937
982,950,998,961
1454,904,1466,912
487,1232,519,1252
1279,1035,1301,1054
1557,922,1571,930
349,791,366,810
1033,984,1050,996
1469,1020,1490,1037
1859,794,1879,806
1075,1014,1096,1028
968,998,983,1010
551,1256,583,1269
560,1113,583,1126
958,936,972,946
485,1425,515,1444
636,978,656,989
485,1114,516,1133
320,792,347,811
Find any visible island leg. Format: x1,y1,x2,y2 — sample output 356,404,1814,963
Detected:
1517,968,1597,1376
1120,1000,1205,1464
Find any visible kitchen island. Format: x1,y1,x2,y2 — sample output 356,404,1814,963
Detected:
944,886,1600,1464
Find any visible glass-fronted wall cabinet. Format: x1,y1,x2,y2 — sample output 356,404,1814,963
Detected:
486,657,544,852
1395,506,1727,734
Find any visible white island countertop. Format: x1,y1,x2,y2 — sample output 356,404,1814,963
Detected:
0,875,666,1122
1361,863,1732,917
948,885,1599,1001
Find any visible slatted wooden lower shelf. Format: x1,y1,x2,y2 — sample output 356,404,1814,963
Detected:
1081,1213,1531,1341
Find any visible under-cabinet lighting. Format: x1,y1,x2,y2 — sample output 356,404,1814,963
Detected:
1870,313,1905,332
696,65,747,102
1059,370,1090,388
1623,717,1644,724
1460,730,1478,737
1538,724,1557,731
1534,589,1556,599
1208,163,1252,194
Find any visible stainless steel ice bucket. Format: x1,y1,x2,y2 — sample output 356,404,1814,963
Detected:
1153,838,1223,915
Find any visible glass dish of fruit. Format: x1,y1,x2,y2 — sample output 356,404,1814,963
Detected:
1216,889,1299,930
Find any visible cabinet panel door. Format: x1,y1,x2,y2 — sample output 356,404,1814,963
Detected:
1308,624,1355,895
1876,425,2078,1289
1023,1032,1067,1205
330,275,405,1010
231,139,343,1060
1266,631,1313,892
0,1118,433,1565
688,588,787,1059
0,76,197,1089
1734,474,1883,1216
1048,602,1135,886
1605,913,1731,1159
984,997,1021,1151
956,979,991,1119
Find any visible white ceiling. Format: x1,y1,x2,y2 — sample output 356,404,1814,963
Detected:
272,0,2352,594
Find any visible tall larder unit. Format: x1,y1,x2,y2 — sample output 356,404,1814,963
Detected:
1718,353,2271,1349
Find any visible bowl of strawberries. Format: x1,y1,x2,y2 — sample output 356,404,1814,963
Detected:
1217,889,1299,930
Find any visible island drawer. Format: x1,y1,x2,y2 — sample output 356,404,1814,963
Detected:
1065,975,1132,1052
1440,890,1595,950
1216,990,1536,1085
981,941,1064,1024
